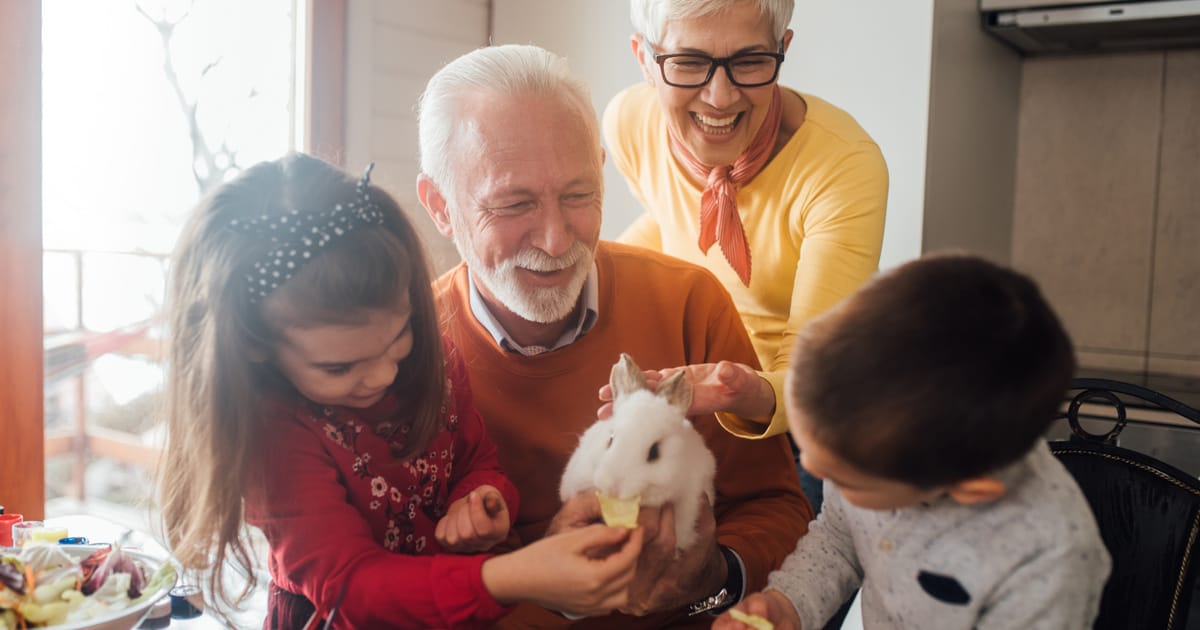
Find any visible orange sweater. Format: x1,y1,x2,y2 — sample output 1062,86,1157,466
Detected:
436,241,812,629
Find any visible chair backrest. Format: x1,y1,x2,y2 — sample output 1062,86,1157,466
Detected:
1050,378,1200,630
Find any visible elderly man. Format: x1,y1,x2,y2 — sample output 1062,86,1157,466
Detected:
416,44,811,628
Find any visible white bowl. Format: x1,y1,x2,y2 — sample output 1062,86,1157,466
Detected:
2,544,177,630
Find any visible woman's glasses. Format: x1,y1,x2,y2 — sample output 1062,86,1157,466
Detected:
650,44,785,88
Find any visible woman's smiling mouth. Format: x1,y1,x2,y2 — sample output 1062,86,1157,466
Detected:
692,111,742,135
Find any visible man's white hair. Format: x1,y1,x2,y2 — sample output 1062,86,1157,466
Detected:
631,0,794,56
416,44,599,196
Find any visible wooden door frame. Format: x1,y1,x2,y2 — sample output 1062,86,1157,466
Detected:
0,0,45,520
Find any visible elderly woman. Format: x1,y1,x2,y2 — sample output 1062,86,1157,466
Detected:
602,0,888,450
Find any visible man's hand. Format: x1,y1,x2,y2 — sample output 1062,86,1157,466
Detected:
435,485,509,553
619,499,727,616
546,490,603,536
482,524,645,616
597,361,775,423
713,590,802,630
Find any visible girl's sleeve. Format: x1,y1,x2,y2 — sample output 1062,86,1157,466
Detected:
245,410,510,629
443,339,520,520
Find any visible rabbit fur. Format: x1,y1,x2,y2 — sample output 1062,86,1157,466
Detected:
559,353,716,552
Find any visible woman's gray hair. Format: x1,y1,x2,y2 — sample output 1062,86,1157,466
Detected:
417,44,598,194
631,0,794,53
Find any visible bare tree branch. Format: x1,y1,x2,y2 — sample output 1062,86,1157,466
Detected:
135,0,236,193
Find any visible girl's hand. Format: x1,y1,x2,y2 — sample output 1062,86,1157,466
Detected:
713,590,803,630
597,361,775,422
482,524,645,616
435,485,509,553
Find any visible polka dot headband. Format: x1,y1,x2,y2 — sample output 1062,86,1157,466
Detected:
230,163,384,302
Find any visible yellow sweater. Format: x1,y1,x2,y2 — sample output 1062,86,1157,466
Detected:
603,84,888,438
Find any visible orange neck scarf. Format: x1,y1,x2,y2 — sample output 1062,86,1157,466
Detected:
668,85,783,287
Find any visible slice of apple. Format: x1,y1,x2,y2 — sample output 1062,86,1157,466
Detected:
596,491,640,529
730,608,775,630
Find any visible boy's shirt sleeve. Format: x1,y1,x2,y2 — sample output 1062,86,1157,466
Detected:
766,480,863,628
974,538,1110,630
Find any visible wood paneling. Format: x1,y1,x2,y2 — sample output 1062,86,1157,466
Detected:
1012,52,1163,372
0,1,45,520
308,0,346,164
1149,50,1200,377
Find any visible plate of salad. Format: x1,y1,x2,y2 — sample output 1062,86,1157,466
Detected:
0,543,176,630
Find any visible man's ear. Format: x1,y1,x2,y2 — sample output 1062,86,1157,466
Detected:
630,34,655,84
416,174,454,238
946,476,1006,506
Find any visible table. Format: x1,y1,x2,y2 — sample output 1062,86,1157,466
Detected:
42,514,267,629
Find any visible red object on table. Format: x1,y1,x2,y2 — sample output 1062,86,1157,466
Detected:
0,513,23,547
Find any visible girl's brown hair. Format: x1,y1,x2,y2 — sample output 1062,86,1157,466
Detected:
158,153,445,617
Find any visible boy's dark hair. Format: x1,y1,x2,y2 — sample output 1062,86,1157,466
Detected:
789,253,1075,488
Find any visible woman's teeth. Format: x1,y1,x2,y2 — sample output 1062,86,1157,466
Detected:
694,112,739,134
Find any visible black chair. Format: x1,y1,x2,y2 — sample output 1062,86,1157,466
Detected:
1050,378,1200,630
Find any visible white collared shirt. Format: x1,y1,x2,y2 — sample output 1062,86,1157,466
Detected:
466,263,599,356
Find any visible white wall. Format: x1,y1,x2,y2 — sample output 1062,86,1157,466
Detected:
344,0,489,272
492,0,644,240
492,0,934,266
781,2,933,269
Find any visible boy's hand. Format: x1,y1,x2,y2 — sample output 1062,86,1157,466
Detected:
435,485,509,553
482,524,645,616
597,361,775,422
713,591,802,630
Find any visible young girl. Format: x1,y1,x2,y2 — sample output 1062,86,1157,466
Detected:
158,153,644,628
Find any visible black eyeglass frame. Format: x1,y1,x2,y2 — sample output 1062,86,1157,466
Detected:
650,47,786,88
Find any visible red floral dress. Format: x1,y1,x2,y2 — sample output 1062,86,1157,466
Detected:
246,338,519,629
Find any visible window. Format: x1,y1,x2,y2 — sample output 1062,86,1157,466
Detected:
0,0,344,527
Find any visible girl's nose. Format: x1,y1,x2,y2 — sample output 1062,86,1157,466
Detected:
363,356,399,390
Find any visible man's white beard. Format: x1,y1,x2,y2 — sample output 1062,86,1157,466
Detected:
452,225,593,325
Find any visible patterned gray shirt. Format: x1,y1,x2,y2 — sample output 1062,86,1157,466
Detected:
768,440,1110,629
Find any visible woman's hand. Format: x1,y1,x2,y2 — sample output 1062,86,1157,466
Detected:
713,590,803,630
482,524,645,616
598,361,775,422
435,485,509,553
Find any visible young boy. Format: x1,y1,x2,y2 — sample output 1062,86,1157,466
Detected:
715,253,1111,630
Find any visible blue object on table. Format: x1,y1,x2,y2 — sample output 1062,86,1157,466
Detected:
57,536,88,544
171,584,204,619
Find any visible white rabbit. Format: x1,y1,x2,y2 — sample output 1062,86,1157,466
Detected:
559,353,717,552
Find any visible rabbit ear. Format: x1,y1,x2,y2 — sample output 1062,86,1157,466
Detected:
657,369,693,413
611,353,647,400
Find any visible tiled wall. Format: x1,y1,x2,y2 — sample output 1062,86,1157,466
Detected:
1012,49,1200,377
344,0,489,274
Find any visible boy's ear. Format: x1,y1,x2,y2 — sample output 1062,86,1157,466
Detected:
416,174,454,238
946,476,1007,506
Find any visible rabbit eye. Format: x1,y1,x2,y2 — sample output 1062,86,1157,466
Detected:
647,441,660,462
